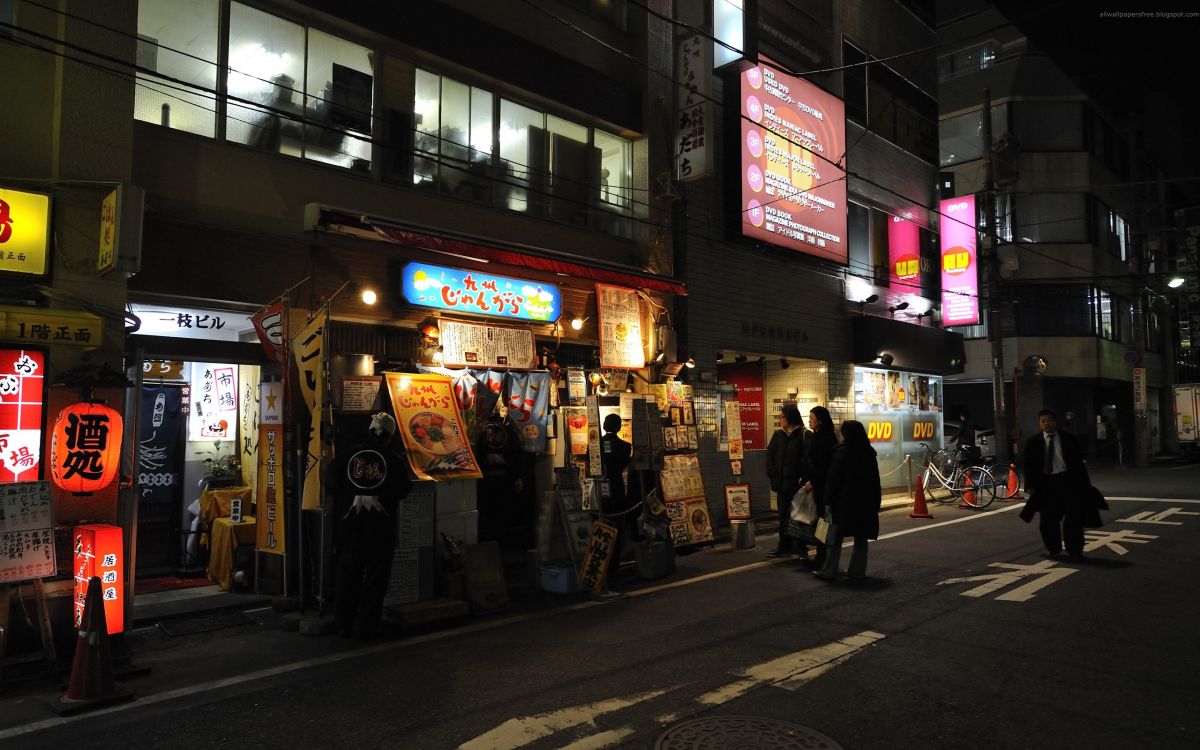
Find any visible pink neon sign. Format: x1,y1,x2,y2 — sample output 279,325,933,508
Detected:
888,215,921,291
939,196,980,326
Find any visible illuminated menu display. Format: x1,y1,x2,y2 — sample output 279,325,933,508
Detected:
739,61,847,264
939,196,980,326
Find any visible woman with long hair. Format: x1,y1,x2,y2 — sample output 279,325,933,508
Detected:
801,406,837,568
816,420,883,581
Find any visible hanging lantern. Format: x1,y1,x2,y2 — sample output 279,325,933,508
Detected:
50,401,124,494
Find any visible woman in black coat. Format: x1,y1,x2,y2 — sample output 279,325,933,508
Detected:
801,406,838,568
816,420,882,581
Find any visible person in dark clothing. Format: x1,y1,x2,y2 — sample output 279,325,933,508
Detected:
1020,408,1090,561
956,411,976,449
600,413,638,574
475,415,525,545
816,420,882,581
803,406,838,568
766,404,805,558
329,412,413,639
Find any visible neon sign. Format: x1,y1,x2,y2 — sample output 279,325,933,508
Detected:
400,262,561,322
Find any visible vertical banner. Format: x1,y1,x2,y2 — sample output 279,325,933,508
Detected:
675,32,712,182
586,395,603,477
563,406,589,456
503,371,551,454
251,301,287,364
238,365,261,498
188,363,237,440
137,387,182,503
291,311,326,510
940,195,980,326
889,214,921,291
384,372,482,481
72,524,123,633
717,361,767,450
0,349,45,483
596,284,645,369
256,381,285,554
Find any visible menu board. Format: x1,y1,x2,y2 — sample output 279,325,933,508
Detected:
340,376,382,413
440,320,536,369
659,454,711,546
0,481,56,583
724,400,744,459
596,283,645,369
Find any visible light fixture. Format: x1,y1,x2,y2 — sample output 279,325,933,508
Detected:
715,351,724,362
876,352,894,366
756,356,766,364
780,359,790,370
654,350,667,364
685,357,696,368
861,294,880,304
360,288,377,305
1168,276,1186,289
888,301,910,316
570,315,587,331
734,354,748,364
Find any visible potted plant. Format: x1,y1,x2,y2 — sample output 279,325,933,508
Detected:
200,442,242,488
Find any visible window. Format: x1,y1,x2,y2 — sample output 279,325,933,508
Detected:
416,69,634,235
843,41,937,163
1013,101,1083,151
939,104,1008,167
937,43,996,82
1013,285,1094,336
1015,193,1087,243
135,1,374,171
1093,288,1114,340
134,0,220,137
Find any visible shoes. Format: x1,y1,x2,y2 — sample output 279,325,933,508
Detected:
814,570,837,581
1042,550,1062,559
1067,552,1089,563
766,548,789,558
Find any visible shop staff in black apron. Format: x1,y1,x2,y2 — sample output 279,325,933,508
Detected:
330,412,412,640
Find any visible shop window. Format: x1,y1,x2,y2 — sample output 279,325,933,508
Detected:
224,4,306,154
134,0,220,138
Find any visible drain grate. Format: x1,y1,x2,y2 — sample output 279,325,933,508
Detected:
655,716,842,750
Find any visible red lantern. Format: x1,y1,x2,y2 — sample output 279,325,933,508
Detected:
50,402,124,494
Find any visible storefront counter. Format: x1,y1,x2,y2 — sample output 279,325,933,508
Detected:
207,516,257,590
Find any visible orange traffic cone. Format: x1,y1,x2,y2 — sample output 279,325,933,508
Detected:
1006,463,1020,499
959,471,976,508
52,576,134,715
909,475,933,519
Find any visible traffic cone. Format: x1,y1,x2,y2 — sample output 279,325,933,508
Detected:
52,576,134,715
959,471,976,508
1006,463,1020,499
909,475,933,519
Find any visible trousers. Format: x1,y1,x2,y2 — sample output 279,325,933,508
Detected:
1037,474,1084,556
336,507,397,638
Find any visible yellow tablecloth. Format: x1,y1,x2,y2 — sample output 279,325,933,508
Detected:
199,485,254,524
207,516,257,590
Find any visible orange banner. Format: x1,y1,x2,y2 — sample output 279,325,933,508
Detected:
384,373,481,481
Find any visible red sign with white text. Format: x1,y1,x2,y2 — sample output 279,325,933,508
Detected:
73,523,124,634
0,349,45,483
717,362,767,450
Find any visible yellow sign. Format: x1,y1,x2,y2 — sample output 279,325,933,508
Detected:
98,187,119,274
291,311,326,510
0,305,103,348
384,372,482,481
0,187,51,275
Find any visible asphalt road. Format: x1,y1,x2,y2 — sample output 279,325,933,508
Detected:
3,464,1198,749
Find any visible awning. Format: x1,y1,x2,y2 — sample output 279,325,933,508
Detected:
852,315,966,374
370,226,688,297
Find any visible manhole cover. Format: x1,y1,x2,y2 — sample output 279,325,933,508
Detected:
655,716,842,750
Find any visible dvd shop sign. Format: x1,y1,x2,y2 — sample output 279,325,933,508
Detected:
866,421,894,441
912,421,935,440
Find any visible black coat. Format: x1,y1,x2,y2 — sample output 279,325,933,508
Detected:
765,429,788,493
1020,429,1093,520
824,444,882,539
778,428,806,499
804,429,837,508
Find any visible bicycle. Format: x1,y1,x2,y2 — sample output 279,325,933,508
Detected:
918,443,998,509
987,460,1023,500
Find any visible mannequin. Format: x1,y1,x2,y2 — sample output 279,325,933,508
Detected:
329,412,412,640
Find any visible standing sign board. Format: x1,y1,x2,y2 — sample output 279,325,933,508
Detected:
72,523,123,633
0,481,55,583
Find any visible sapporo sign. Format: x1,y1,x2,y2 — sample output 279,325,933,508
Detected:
0,187,51,276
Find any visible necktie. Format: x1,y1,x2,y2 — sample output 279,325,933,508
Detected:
1044,434,1055,474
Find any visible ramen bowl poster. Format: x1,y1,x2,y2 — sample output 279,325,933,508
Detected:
384,372,482,480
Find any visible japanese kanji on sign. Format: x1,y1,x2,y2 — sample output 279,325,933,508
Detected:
49,401,123,494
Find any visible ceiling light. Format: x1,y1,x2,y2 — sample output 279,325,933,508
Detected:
876,352,894,366
360,288,377,305
570,315,586,331
715,351,724,362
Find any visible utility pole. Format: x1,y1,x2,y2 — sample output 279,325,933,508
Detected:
1130,113,1150,467
982,89,1008,464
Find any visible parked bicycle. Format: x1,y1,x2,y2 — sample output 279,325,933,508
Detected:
918,443,998,509
988,460,1023,500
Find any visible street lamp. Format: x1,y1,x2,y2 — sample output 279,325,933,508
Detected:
1168,276,1185,289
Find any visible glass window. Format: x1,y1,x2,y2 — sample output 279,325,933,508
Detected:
413,68,441,188
499,99,545,214
1093,288,1114,339
304,29,373,171
134,0,220,137
225,3,305,155
1016,193,1086,243
1014,101,1083,151
595,130,631,210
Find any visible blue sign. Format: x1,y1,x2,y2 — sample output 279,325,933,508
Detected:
400,262,561,322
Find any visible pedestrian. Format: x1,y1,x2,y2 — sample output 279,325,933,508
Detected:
802,405,838,568
1019,408,1090,561
766,404,805,558
956,409,975,449
815,420,882,581
475,414,525,545
329,412,413,640
600,413,638,578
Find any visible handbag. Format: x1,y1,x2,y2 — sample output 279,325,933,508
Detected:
789,486,817,525
814,514,837,545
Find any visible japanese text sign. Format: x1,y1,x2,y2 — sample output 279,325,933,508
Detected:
739,61,847,264
0,187,51,276
401,262,560,322
98,187,119,274
73,523,123,633
940,195,980,326
50,402,123,493
577,519,618,592
0,349,44,483
256,382,285,554
385,372,482,481
0,481,56,583
130,304,251,342
596,283,645,370
676,32,712,182
0,305,102,348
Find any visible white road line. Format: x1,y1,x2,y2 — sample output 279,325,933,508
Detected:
1166,463,1200,470
1105,496,1200,503
555,727,636,749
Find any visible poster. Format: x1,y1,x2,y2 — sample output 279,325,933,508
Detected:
724,484,751,520
660,453,705,504
940,195,980,326
724,400,744,459
238,364,261,499
718,361,766,450
888,213,921,290
385,372,482,481
684,497,714,543
596,283,645,369
586,396,603,477
563,407,589,456
137,387,182,504
291,312,325,510
440,319,536,370
567,368,587,401
188,362,237,440
0,349,45,483
0,481,55,583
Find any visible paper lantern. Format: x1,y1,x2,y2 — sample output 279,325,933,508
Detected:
50,402,123,494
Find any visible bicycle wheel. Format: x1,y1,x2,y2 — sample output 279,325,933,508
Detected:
991,463,1023,499
922,465,953,503
955,466,998,509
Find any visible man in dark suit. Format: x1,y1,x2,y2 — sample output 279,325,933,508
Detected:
1021,408,1089,561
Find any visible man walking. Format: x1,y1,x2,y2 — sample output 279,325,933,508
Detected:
1020,408,1089,561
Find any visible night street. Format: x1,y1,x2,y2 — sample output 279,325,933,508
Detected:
2,465,1197,749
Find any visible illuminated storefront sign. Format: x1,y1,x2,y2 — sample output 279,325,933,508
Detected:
0,305,103,348
889,214,921,289
73,523,124,634
0,349,45,483
400,262,561,322
130,304,252,342
50,402,123,494
854,366,944,485
0,187,51,276
940,196,980,326
739,60,848,264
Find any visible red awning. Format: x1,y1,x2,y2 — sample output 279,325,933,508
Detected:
371,226,687,296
